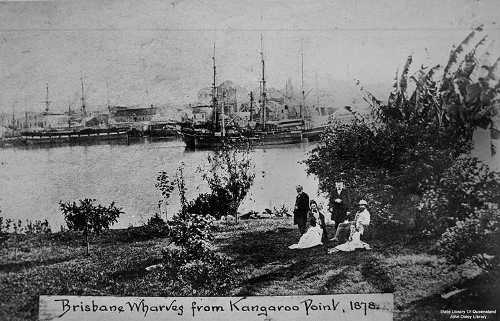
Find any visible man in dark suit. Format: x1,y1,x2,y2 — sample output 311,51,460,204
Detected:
293,185,309,235
328,175,352,241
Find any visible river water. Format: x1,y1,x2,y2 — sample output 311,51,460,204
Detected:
0,139,327,229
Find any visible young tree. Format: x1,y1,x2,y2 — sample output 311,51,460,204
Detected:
60,199,123,256
155,170,176,219
200,143,255,223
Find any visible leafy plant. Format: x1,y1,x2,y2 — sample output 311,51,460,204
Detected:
59,199,123,256
144,213,168,237
199,144,255,223
306,29,499,233
437,205,500,272
419,157,500,235
185,191,232,219
155,170,176,219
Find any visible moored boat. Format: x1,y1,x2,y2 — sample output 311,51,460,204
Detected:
21,127,129,144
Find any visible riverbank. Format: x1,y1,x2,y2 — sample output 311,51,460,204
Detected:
0,218,497,321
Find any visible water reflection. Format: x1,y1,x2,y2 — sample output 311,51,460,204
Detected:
0,139,326,229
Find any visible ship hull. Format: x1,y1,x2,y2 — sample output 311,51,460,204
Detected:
21,128,129,145
301,126,326,142
181,129,305,149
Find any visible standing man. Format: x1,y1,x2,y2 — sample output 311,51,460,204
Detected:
328,173,352,241
293,185,309,235
328,174,351,219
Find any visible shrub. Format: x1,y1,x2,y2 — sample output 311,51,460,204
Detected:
167,211,216,258
0,217,52,235
59,199,123,255
437,205,500,272
199,144,255,222
306,29,498,236
185,190,232,219
155,168,237,295
143,213,168,237
161,248,238,296
272,204,290,217
419,157,500,235
24,219,52,234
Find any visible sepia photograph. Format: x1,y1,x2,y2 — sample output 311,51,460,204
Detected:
0,0,499,320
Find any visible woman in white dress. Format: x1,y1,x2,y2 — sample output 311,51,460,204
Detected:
329,199,371,253
289,200,328,249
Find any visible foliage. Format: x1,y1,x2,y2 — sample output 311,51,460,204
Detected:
306,29,499,232
59,199,123,255
437,205,500,272
185,191,232,219
155,170,176,219
143,213,168,237
152,162,238,295
272,204,290,217
419,157,500,235
160,209,236,295
196,144,255,221
167,211,216,257
161,248,238,295
0,217,52,235
175,164,189,213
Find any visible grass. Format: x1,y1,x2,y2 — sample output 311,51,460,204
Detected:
0,219,498,321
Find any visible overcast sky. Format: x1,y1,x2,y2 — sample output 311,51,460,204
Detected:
0,0,499,113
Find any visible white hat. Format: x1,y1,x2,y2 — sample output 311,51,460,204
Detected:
358,200,368,205
334,198,342,203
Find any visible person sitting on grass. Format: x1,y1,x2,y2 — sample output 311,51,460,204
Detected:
289,200,327,249
328,200,371,253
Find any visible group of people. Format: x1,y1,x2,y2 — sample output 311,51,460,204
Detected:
288,180,371,253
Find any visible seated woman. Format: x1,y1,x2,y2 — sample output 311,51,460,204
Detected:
328,199,371,253
289,200,328,249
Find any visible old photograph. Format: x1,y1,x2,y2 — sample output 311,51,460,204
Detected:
0,0,499,320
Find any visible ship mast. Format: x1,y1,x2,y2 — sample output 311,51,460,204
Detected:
211,43,219,131
260,34,266,129
300,39,305,127
315,72,320,115
43,83,50,113
80,76,87,118
68,103,72,128
249,91,254,122
106,80,110,109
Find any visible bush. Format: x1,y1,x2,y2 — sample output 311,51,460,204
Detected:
306,29,498,236
185,190,232,220
159,210,237,295
154,170,237,295
162,248,238,295
419,157,500,235
0,217,52,235
143,213,169,237
167,211,216,258
437,205,500,272
199,144,255,222
59,199,123,255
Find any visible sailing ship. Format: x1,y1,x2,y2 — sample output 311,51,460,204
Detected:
180,40,307,149
21,79,129,145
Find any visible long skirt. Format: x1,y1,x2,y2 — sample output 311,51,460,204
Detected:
333,224,370,252
289,225,323,249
